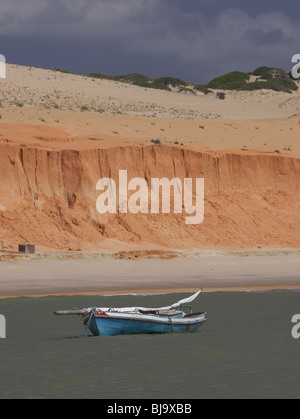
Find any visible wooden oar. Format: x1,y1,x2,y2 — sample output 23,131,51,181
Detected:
54,309,87,316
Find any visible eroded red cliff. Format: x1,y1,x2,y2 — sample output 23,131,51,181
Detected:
1,143,300,251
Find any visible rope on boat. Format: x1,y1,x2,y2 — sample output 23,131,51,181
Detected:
168,316,173,332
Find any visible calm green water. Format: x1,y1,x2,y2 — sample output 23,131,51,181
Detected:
0,291,300,399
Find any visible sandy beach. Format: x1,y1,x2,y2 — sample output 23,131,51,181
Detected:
1,249,300,298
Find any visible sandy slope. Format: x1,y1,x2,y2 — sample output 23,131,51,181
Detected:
1,64,300,155
0,63,300,254
1,64,300,121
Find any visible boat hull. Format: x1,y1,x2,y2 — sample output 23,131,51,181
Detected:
87,310,206,336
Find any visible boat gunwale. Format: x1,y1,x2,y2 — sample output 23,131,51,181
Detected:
93,311,207,326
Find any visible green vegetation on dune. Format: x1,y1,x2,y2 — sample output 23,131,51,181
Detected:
151,76,189,90
206,71,250,89
84,66,299,94
243,77,297,93
194,84,212,94
206,67,297,93
113,73,153,86
88,72,190,91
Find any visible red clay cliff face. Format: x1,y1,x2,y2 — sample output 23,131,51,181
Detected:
0,142,300,251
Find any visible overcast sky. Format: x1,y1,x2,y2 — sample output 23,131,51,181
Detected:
0,0,299,84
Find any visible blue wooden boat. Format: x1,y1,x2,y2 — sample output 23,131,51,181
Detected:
85,309,206,336
54,290,206,337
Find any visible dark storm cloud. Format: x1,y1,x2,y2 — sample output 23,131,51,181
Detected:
0,0,299,83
